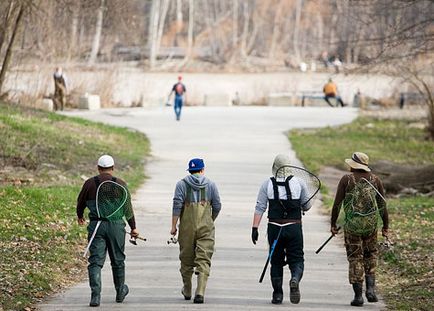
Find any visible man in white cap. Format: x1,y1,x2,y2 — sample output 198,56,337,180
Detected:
251,154,312,305
77,154,139,307
330,152,389,307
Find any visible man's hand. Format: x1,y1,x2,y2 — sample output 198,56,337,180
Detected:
251,227,259,245
170,227,177,236
77,217,86,226
382,228,389,237
130,228,139,238
331,226,339,236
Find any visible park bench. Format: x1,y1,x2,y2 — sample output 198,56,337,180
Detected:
299,91,337,107
398,92,426,109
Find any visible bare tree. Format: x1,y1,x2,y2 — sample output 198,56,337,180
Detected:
0,1,25,94
88,0,105,64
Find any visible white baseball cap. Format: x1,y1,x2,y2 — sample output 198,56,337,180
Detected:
97,155,114,168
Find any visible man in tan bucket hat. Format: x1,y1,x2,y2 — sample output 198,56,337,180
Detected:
330,152,389,307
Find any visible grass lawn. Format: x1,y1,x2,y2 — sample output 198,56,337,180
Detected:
289,117,434,310
0,103,150,310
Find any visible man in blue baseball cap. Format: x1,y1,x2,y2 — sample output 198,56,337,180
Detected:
171,158,221,304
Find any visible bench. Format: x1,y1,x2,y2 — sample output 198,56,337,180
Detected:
398,92,426,109
299,91,337,107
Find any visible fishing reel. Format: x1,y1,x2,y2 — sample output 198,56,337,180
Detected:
127,232,147,245
379,236,394,252
167,236,178,244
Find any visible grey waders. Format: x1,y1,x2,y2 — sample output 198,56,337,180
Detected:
179,185,215,303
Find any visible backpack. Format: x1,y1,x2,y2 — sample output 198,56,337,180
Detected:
175,83,184,95
343,175,380,236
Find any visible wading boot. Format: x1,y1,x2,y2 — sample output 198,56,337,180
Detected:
351,283,364,307
194,274,208,304
271,277,283,304
89,293,100,307
113,268,129,303
181,275,192,300
365,275,378,302
289,278,301,304
116,284,129,303
89,267,101,307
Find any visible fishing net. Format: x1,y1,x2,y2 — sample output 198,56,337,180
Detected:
343,177,386,236
83,180,133,257
274,165,321,207
96,180,134,221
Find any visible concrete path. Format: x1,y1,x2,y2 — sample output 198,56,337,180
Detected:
39,106,385,310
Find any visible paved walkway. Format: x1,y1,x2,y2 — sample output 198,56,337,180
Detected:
39,106,384,310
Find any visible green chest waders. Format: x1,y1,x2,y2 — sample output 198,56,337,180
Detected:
178,184,215,298
87,176,128,303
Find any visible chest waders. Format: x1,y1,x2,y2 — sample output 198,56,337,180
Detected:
178,183,215,301
87,176,129,306
267,177,303,304
53,75,66,111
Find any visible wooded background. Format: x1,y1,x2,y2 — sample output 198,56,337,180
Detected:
0,0,432,69
0,0,433,136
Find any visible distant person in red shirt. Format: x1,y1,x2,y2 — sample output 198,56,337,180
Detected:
168,75,187,121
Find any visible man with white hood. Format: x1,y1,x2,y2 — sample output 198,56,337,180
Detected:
251,154,312,305
171,158,221,304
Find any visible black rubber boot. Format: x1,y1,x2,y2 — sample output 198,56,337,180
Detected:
289,278,301,304
113,268,129,303
365,275,378,302
193,295,204,303
271,277,283,304
351,283,364,307
89,267,101,307
115,284,129,303
89,293,100,307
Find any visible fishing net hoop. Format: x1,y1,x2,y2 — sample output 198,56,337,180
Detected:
275,165,321,206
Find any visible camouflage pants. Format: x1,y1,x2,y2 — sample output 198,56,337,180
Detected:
344,230,378,284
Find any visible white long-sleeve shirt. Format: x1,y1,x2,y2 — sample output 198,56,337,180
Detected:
255,176,312,216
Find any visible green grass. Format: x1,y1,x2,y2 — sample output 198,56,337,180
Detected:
0,103,150,310
289,117,434,310
289,117,433,174
378,196,434,311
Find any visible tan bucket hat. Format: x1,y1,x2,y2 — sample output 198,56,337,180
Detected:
345,152,371,172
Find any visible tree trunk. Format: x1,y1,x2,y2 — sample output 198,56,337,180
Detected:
88,0,105,65
186,0,194,59
156,0,169,55
232,0,238,49
69,2,79,60
316,12,324,55
269,0,284,59
293,0,303,61
0,4,24,95
176,0,183,31
0,0,15,55
240,0,249,58
149,0,160,69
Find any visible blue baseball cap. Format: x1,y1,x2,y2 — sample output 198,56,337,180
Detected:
187,158,205,171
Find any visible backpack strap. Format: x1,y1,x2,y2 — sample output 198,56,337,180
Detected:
284,176,294,200
270,177,279,200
